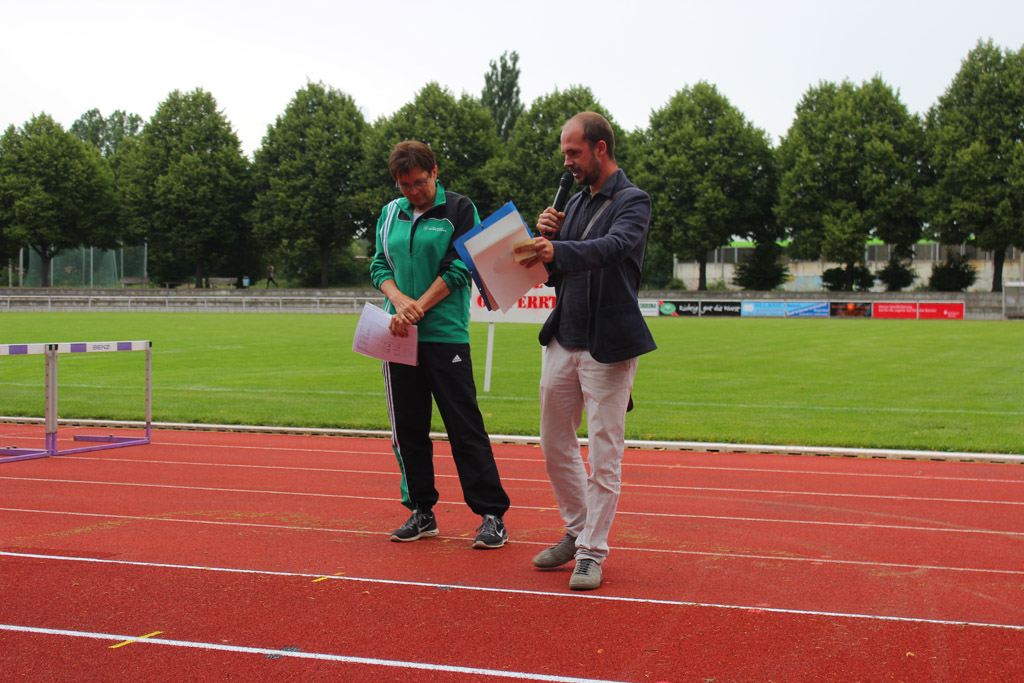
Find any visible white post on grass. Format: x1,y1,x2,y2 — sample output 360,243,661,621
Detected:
484,322,495,392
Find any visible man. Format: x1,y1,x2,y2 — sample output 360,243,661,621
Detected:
516,112,656,589
370,140,510,549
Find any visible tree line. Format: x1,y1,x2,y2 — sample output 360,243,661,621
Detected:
1,41,1022,291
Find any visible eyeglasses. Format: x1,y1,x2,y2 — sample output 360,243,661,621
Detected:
396,178,432,193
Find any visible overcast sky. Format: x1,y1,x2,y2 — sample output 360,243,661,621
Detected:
4,0,1023,157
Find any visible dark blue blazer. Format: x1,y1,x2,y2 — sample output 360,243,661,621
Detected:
539,170,657,364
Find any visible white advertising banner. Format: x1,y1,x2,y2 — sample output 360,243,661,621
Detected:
470,283,556,324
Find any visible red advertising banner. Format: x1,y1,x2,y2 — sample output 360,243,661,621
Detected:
918,302,964,320
873,302,918,319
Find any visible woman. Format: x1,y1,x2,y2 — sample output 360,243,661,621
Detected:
369,141,510,549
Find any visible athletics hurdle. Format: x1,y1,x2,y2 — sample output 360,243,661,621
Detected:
0,341,151,463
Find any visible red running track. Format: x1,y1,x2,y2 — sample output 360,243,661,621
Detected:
1,424,1023,682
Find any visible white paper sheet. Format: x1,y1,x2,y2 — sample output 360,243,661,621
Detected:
352,302,418,365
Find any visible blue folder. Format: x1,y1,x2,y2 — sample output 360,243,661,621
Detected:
454,201,534,312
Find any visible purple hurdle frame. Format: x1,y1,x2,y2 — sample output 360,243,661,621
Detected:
1,341,152,463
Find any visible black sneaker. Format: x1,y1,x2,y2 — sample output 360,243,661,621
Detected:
390,509,438,542
472,514,508,549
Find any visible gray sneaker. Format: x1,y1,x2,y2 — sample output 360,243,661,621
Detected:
569,558,602,590
532,532,577,568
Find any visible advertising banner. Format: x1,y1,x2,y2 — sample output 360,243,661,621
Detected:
785,301,829,318
470,284,555,323
741,301,786,317
830,302,873,318
638,300,661,317
699,301,742,317
918,302,964,320
873,302,917,319
649,299,966,320
659,301,702,317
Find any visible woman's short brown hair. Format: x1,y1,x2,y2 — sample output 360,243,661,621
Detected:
388,141,436,180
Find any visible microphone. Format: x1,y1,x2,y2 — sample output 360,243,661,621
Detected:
552,172,573,213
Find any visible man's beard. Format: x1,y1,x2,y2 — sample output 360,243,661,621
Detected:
573,157,600,186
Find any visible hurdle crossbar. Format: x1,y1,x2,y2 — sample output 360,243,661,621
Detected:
0,341,151,463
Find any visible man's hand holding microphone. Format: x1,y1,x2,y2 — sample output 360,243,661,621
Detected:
515,172,573,269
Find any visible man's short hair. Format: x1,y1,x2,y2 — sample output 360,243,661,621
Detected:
388,141,436,180
566,111,615,161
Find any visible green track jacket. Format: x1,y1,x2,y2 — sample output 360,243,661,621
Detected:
370,181,480,344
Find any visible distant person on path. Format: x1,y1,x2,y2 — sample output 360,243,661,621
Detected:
266,264,279,288
516,112,656,589
370,140,510,549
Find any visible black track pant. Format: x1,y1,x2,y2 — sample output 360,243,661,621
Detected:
383,342,510,517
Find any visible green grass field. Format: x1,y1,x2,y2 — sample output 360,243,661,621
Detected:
1,312,1022,454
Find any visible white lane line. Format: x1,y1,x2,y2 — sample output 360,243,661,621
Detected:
0,623,630,683
620,510,1024,539
1,552,1022,632
0,476,394,503
3,509,1023,575
5,422,1021,463
59,453,1024,486
3,474,1022,507
3,477,1024,540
